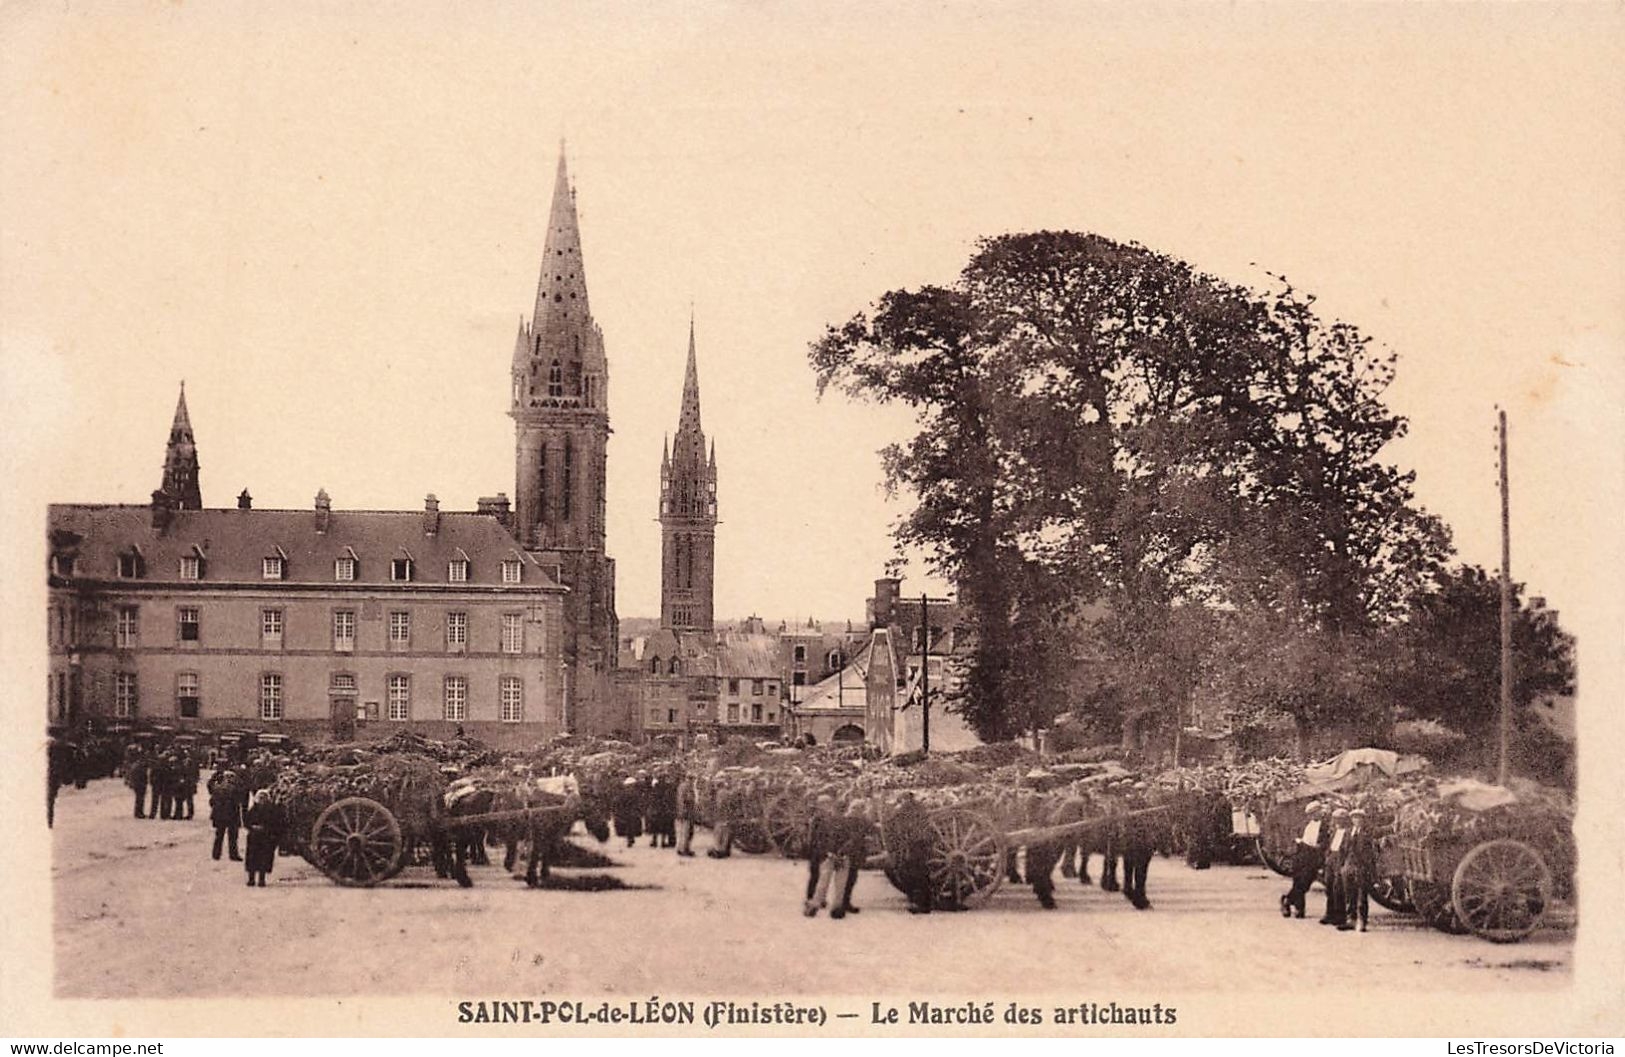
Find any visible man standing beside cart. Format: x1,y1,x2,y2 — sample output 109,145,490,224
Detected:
1281,800,1330,919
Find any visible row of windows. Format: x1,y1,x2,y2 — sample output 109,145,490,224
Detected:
112,605,534,654
790,645,847,669
89,552,525,585
105,671,529,724
263,672,527,723
648,702,776,726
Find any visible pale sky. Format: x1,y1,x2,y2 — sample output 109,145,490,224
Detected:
4,3,1621,652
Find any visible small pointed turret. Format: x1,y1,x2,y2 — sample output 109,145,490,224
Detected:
160,382,202,510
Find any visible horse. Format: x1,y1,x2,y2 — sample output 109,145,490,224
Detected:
439,772,611,888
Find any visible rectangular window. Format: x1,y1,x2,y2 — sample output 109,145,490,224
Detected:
389,611,410,646
752,679,763,696
444,676,468,722
501,560,522,584
114,671,138,718
261,608,284,646
751,703,763,723
448,559,469,583
446,611,467,648
331,672,357,694
766,682,777,697
177,606,200,643
262,556,284,580
259,673,283,721
387,674,410,721
667,709,677,724
499,676,523,723
115,605,139,648
333,610,355,651
727,703,739,723
728,678,740,694
391,558,413,582
649,708,661,726
180,555,201,580
501,614,523,654
792,672,806,687
793,644,807,663
334,557,356,582
176,671,200,718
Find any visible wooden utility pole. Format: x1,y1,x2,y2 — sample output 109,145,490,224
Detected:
920,592,931,755
1498,409,1514,786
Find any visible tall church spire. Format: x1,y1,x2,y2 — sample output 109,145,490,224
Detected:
531,146,591,327
160,382,202,510
659,318,717,633
508,144,619,728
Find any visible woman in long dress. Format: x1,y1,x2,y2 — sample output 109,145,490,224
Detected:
243,790,282,887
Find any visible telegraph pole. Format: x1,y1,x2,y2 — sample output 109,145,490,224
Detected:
1498,410,1513,786
920,592,931,755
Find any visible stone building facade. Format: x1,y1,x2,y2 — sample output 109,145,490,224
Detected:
48,478,568,747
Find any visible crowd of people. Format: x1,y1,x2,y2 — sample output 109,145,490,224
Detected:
121,742,201,822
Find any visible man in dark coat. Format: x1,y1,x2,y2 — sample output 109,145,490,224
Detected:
1281,801,1330,919
208,768,246,861
176,750,200,820
1320,807,1351,926
674,774,698,857
1338,807,1378,932
123,745,149,819
801,794,839,915
151,751,176,821
647,772,677,849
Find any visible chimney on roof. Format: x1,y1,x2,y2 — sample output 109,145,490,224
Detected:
237,489,252,510
476,493,512,528
423,493,441,536
870,575,901,628
314,488,331,534
150,488,176,533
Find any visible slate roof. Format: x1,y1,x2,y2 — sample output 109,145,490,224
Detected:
46,504,562,590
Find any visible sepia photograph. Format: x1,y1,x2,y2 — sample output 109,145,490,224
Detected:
2,1,1622,1041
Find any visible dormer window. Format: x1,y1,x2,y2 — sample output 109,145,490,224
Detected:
118,550,144,579
501,560,522,585
334,556,356,582
448,559,469,583
391,557,414,582
50,554,76,578
262,556,285,580
180,553,202,580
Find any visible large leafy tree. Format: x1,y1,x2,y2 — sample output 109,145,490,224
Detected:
1388,564,1575,748
811,231,1451,743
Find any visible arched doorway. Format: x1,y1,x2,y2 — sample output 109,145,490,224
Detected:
831,724,865,746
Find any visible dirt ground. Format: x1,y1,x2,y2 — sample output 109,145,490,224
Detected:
51,776,1573,999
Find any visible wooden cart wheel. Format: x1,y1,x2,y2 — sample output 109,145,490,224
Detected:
1368,875,1414,913
764,793,812,859
1451,838,1552,943
1408,879,1467,934
310,796,402,887
925,806,1007,910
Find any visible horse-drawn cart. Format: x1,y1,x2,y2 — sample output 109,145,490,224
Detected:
1392,778,1574,943
305,791,581,887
